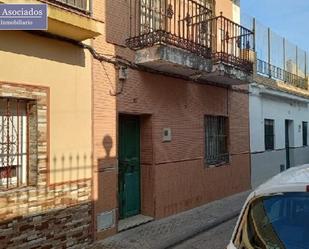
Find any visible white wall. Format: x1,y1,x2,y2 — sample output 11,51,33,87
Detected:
232,0,240,24
250,83,309,187
250,84,309,153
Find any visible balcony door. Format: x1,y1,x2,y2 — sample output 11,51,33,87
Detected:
139,0,212,45
140,0,165,34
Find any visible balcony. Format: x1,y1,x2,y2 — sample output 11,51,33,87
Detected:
257,59,308,90
0,0,100,41
126,0,254,85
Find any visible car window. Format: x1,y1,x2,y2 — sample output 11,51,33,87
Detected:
234,192,309,249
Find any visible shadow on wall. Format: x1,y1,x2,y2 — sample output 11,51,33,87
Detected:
0,151,94,248
0,132,119,247
0,31,85,67
97,135,115,169
0,151,94,210
103,135,113,158
94,135,118,233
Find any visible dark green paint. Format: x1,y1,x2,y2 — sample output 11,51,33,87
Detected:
118,115,141,219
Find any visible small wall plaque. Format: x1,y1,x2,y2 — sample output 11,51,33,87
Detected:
163,128,172,142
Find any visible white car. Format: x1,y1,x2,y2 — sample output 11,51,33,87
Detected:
227,164,309,249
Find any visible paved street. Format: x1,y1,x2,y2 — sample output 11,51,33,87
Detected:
171,218,237,249
90,192,249,249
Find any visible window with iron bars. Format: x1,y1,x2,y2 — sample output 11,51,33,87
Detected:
48,0,91,14
264,119,275,151
205,115,229,166
0,98,31,189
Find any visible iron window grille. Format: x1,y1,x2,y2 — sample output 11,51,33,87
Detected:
264,119,275,151
303,122,308,146
0,98,30,189
205,115,229,166
47,0,92,14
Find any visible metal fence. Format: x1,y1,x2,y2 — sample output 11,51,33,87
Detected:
209,13,254,72
241,13,308,89
257,59,308,90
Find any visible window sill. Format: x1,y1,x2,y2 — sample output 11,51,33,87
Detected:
205,161,230,168
265,149,275,152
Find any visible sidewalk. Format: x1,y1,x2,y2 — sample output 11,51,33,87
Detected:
90,191,250,249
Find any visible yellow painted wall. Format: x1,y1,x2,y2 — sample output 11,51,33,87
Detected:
215,0,233,19
0,31,92,183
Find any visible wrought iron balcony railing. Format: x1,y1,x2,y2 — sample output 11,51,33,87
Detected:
208,14,254,72
126,0,214,58
126,0,254,72
257,59,308,90
48,0,92,13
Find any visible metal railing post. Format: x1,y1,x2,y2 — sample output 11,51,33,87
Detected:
296,46,298,77
89,0,93,15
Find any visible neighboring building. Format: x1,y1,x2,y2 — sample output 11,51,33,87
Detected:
91,0,254,239
0,0,102,248
250,60,309,188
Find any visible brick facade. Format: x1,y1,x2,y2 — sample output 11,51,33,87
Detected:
117,70,251,218
91,2,118,241
0,83,92,248
91,0,251,239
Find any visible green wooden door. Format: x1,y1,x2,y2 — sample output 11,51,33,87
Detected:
118,115,141,219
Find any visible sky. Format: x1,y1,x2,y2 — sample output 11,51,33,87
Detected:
241,0,309,52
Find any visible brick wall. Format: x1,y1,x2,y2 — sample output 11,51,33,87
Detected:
140,115,155,217
116,70,251,218
0,182,92,249
91,0,118,240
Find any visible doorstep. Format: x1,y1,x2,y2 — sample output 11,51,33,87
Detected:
118,214,154,232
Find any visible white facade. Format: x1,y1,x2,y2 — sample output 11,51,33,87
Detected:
232,0,240,24
249,83,309,188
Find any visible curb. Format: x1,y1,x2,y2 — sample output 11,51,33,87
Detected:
160,209,241,249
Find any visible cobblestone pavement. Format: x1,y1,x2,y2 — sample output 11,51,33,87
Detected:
171,218,237,249
90,191,249,249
